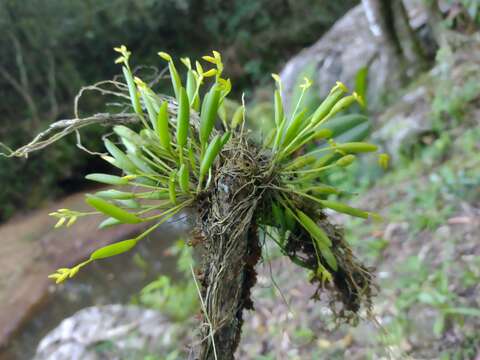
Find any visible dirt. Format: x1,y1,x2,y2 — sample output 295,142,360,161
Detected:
0,191,147,351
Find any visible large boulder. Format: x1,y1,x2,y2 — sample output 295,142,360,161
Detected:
374,37,480,159
279,2,431,111
280,5,379,109
34,305,191,360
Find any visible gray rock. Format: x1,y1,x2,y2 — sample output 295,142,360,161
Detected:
373,85,432,159
279,2,432,112
34,305,188,360
280,5,388,111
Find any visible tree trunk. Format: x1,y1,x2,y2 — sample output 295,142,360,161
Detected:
426,0,446,47
196,144,262,360
391,0,428,75
362,0,407,86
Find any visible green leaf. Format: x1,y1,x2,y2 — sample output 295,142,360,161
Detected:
230,105,245,129
284,154,316,171
186,69,197,106
85,173,128,186
296,210,331,248
168,61,182,99
320,247,338,271
309,83,347,127
178,164,190,193
140,88,158,129
354,66,368,109
90,239,138,260
176,87,190,149
169,171,177,205
318,114,369,138
86,195,141,224
326,94,358,118
272,202,286,231
199,135,222,182
220,131,231,147
99,217,122,229
104,139,137,173
336,154,356,167
127,152,155,174
282,108,307,147
319,200,369,219
335,142,378,154
274,89,284,126
95,189,135,200
156,101,172,153
113,125,144,146
122,66,142,115
200,85,221,147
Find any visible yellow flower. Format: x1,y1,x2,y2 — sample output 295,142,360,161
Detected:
300,77,313,90
378,153,390,169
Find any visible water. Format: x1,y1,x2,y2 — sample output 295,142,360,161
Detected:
2,219,188,360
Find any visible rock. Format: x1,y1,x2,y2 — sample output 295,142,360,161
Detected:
34,305,189,360
374,37,480,159
280,5,380,110
279,2,434,112
373,85,433,159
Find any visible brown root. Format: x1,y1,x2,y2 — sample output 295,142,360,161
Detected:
285,209,375,324
192,136,376,359
195,137,267,360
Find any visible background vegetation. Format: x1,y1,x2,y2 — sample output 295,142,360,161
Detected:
1,1,479,359
0,0,357,221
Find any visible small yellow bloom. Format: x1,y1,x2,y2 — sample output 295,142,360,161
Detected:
378,153,390,169
300,77,313,90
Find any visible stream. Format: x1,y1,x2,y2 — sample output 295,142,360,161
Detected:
2,220,188,360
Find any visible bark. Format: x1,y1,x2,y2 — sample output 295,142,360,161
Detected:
391,0,428,74
362,0,430,82
362,0,407,86
426,0,447,46
196,145,262,360
362,0,403,56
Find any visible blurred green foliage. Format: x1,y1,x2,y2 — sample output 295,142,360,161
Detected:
139,241,198,321
0,0,357,221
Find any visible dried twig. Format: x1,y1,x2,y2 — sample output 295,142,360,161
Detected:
0,113,138,158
